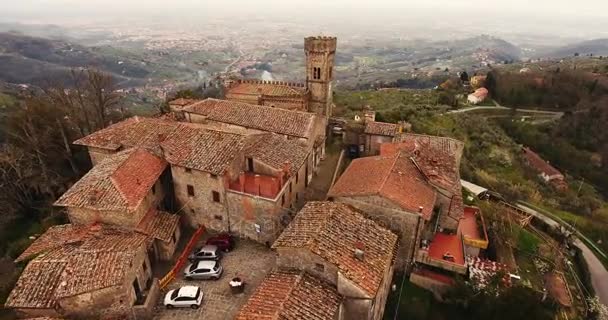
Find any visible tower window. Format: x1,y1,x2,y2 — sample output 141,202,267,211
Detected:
313,67,321,80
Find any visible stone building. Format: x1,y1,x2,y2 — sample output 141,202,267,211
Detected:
329,134,465,271
236,269,342,320
53,148,181,261
180,98,327,166
224,36,337,118
272,201,397,320
72,116,314,244
521,147,567,190
6,225,159,320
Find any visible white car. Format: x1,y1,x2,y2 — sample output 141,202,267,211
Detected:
164,285,203,309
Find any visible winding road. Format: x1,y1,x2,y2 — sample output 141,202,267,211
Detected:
517,203,608,306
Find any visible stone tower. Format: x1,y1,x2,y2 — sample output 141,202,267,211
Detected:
305,36,337,117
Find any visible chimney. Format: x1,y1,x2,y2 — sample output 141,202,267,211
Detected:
354,241,365,261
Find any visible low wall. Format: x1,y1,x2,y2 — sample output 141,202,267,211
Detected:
133,279,160,320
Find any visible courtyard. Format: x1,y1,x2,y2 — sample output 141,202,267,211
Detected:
153,235,276,320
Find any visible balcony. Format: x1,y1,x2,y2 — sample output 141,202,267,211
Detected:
228,172,285,200
458,206,489,250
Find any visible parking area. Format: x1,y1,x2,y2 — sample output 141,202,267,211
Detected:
153,236,276,320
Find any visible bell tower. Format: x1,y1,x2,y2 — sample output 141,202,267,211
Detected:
305,36,337,117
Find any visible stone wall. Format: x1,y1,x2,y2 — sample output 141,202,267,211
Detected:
365,134,392,156
66,178,164,228
171,165,230,231
333,196,421,270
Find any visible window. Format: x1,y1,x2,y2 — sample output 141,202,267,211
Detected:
312,67,321,80
187,185,195,197
185,167,192,173
296,171,299,184
329,67,333,79
214,214,223,221
210,174,218,179
289,182,293,194
212,191,220,203
295,193,299,202
172,230,177,243
142,260,147,272
247,157,254,172
314,263,324,272
281,194,285,206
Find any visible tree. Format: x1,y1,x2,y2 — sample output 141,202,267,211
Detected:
460,71,470,82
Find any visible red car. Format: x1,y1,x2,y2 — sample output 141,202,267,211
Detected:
206,234,235,252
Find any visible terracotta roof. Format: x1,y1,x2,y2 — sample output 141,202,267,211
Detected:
168,98,198,106
273,202,398,296
245,134,310,176
161,125,247,175
5,259,66,309
364,121,397,137
54,148,166,211
236,269,341,320
227,80,306,97
73,116,180,151
522,147,562,178
183,99,316,138
15,224,89,262
328,154,436,220
6,225,149,309
544,272,572,307
137,209,180,243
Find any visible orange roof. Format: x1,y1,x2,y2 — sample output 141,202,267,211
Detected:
55,148,167,210
273,202,398,296
160,125,248,175
522,147,562,178
183,99,316,139
227,79,306,97
73,116,180,151
136,209,180,243
236,270,341,320
328,154,436,220
427,233,465,266
54,148,167,211
6,225,149,309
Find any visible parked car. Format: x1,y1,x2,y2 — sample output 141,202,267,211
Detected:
184,260,223,280
164,285,203,309
188,244,221,261
206,233,235,252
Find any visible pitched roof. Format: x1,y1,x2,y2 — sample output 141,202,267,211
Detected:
227,80,306,97
160,125,248,174
168,98,198,106
328,154,436,220
522,147,562,178
364,121,397,137
137,209,180,243
245,134,310,176
15,224,89,262
273,202,398,296
183,99,316,138
236,270,341,320
54,148,166,211
73,116,180,151
6,225,149,309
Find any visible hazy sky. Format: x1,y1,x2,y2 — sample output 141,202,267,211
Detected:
3,0,608,40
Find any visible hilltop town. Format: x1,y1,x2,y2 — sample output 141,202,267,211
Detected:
1,32,608,320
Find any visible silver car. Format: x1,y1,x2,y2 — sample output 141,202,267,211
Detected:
184,260,223,280
188,244,221,261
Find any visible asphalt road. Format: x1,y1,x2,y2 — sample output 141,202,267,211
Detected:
517,204,608,305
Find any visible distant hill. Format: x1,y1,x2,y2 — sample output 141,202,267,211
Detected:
535,39,608,58
0,32,151,87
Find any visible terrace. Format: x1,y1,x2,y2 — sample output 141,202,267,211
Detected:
458,206,489,250
228,172,285,200
417,233,467,274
